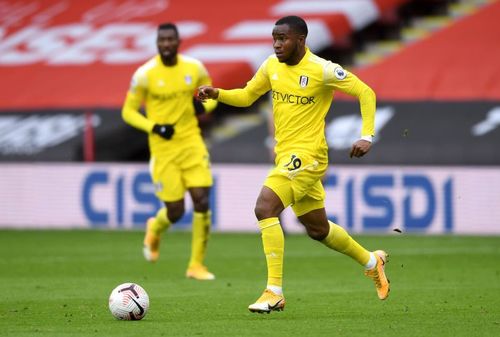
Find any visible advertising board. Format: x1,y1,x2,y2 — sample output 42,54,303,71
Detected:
0,163,498,234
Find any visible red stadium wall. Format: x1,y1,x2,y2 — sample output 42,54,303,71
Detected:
0,0,407,110
355,0,500,101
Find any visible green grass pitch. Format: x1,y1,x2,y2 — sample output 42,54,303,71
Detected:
0,230,499,337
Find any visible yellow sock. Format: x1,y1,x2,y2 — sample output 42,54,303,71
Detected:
321,221,370,265
258,217,284,288
150,208,171,236
188,211,211,268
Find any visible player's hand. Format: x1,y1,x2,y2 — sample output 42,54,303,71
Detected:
350,139,371,158
198,86,219,101
192,97,206,115
152,124,175,140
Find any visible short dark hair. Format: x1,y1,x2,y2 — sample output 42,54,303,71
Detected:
275,16,308,37
158,22,179,37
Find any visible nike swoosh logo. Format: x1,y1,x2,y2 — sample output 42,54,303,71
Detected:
268,299,284,310
131,297,145,315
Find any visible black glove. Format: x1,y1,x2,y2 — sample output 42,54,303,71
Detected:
152,124,175,140
193,97,206,115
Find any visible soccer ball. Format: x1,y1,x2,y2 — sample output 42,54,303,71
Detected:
108,282,149,320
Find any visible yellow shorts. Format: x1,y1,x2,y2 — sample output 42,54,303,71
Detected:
264,153,327,216
150,142,212,202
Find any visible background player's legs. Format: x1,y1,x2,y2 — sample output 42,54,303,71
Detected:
143,200,183,262
145,155,186,261
148,207,172,235
157,200,184,232
164,200,185,223
186,187,215,280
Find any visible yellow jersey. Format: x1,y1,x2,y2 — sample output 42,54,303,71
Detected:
122,54,217,156
218,48,375,164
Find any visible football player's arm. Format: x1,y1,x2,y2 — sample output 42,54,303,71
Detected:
122,70,175,140
330,70,376,139
121,71,155,133
122,91,155,133
199,60,271,107
326,64,376,157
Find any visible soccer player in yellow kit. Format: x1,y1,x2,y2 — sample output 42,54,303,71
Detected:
122,23,217,281
199,16,390,312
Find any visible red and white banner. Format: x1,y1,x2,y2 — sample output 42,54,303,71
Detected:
0,0,406,109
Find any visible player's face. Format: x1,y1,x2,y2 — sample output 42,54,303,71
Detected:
157,28,179,60
272,24,303,65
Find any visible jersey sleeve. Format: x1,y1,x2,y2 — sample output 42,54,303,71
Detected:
121,66,155,133
324,63,376,137
218,59,272,107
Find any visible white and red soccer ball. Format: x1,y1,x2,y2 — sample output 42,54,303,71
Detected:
108,283,149,320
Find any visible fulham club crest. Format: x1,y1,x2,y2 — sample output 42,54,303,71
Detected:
299,75,309,87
